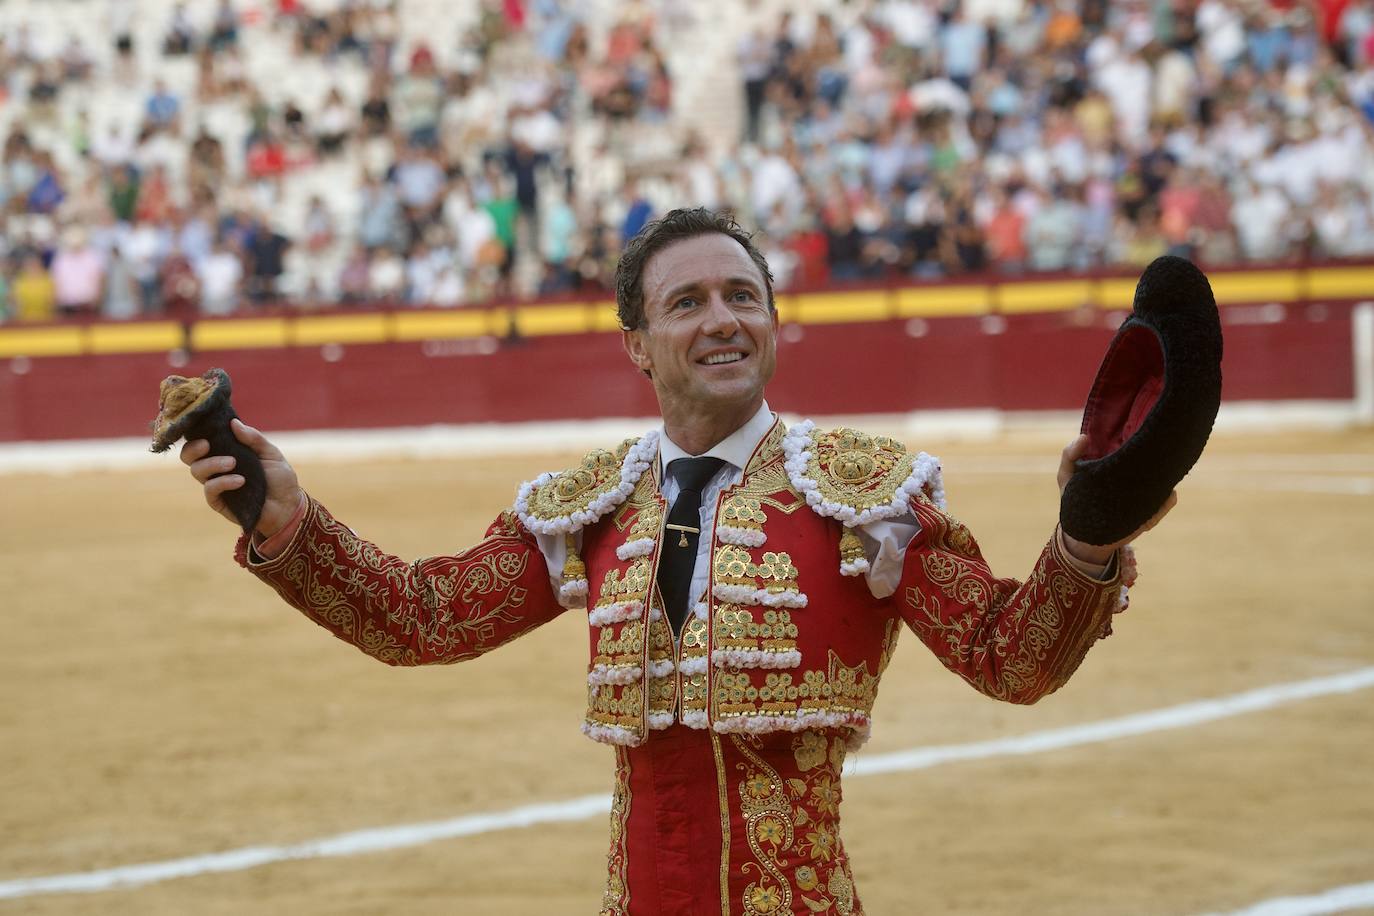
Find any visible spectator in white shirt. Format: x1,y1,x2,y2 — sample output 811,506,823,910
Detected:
197,238,244,316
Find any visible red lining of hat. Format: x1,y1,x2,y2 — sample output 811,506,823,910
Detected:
1081,324,1165,461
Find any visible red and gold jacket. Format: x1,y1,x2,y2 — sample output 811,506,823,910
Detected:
237,418,1126,915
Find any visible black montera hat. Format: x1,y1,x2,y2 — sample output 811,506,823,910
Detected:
151,367,266,534
1059,256,1223,546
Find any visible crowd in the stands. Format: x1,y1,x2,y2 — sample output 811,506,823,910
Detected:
1,0,1373,323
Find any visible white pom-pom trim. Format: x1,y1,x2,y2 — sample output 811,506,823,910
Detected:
678,655,710,676
711,648,802,669
616,538,656,561
839,558,870,577
716,525,767,547
587,600,644,626
691,601,710,620
581,721,641,745
647,658,675,678
649,605,665,622
647,711,675,730
713,583,808,608
559,579,589,606
844,721,873,751
783,420,947,526
588,664,643,686
681,709,709,729
514,430,660,536
1117,585,1130,614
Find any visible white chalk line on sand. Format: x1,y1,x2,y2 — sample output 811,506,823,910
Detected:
1203,880,1374,916
2,666,1372,902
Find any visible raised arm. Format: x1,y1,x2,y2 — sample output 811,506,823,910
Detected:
182,420,566,666
895,435,1168,704
898,495,1124,704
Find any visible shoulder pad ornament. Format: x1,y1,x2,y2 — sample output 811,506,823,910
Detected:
514,430,660,536
784,420,945,575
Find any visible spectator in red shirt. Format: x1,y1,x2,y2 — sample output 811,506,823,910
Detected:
983,187,1027,271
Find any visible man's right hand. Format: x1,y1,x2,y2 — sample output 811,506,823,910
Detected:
181,418,303,538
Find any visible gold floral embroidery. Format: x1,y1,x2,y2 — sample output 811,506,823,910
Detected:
903,501,1115,704
744,421,787,474
804,428,916,514
524,446,629,522
793,731,827,771
828,737,846,772
731,732,863,915
599,747,632,915
810,776,839,817
274,504,550,666
829,869,855,915
733,736,794,916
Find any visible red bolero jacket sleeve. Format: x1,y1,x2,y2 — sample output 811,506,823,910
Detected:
234,495,568,666
897,492,1124,704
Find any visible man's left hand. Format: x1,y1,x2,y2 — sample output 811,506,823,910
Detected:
1057,434,1177,566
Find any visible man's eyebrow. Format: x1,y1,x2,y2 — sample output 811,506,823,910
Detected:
661,277,763,302
662,276,763,298
661,281,704,303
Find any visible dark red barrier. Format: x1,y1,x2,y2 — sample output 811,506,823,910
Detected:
0,305,1356,442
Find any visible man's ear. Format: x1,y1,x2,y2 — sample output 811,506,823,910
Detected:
623,327,653,378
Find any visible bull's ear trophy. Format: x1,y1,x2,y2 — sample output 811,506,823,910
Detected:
151,367,267,534
1060,256,1224,546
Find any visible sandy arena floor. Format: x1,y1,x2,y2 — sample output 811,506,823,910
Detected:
2,426,1372,915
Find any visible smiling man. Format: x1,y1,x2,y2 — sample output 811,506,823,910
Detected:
183,208,1167,914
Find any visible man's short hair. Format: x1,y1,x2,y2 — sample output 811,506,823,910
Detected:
615,207,776,331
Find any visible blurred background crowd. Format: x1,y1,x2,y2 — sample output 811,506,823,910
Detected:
0,0,1372,323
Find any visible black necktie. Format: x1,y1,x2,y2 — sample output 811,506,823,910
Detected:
658,456,725,636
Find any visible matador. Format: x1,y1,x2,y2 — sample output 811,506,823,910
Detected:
183,209,1169,915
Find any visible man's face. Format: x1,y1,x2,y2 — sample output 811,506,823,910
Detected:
623,233,777,422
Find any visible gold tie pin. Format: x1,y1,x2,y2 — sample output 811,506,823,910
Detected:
665,523,699,547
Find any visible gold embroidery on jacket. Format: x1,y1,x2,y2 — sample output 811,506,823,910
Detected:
721,495,768,527
714,546,801,593
730,437,804,515
728,732,862,915
283,506,539,665
806,428,916,513
733,736,794,916
524,446,629,523
681,615,710,718
599,746,632,915
713,652,880,723
595,558,651,607
746,421,787,475
877,617,901,676
903,501,1113,703
593,620,645,667
711,732,732,913
587,681,644,729
714,606,800,653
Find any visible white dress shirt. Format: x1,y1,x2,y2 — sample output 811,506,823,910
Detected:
536,402,921,607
